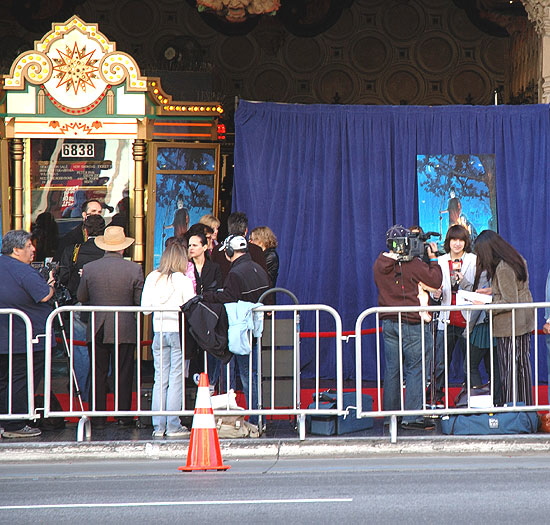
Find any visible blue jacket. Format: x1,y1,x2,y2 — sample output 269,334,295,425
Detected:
225,301,264,355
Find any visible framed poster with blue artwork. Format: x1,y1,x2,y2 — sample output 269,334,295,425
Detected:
416,154,497,247
146,142,220,273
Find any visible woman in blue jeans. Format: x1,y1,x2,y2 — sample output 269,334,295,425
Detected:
141,242,195,437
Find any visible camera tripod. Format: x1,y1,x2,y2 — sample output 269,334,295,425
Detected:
52,292,85,412
426,299,443,411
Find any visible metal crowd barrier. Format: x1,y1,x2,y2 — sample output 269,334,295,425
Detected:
354,302,549,443
26,301,550,443
43,305,200,441
0,309,36,426
214,303,344,440
42,303,344,441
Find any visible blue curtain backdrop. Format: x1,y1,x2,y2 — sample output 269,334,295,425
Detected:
233,101,550,382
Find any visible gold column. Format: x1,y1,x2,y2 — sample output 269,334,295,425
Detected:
132,139,146,263
523,0,550,102
10,138,24,230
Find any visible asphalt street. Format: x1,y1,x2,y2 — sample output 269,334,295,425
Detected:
1,455,549,524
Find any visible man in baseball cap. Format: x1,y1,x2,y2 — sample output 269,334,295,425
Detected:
203,233,271,425
219,234,247,255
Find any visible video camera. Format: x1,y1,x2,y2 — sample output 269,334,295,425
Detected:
389,231,442,262
33,260,59,282
31,260,72,306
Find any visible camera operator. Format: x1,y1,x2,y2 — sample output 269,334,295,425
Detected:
0,230,55,438
373,224,442,430
56,215,106,402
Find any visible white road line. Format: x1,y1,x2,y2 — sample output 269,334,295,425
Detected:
0,498,353,510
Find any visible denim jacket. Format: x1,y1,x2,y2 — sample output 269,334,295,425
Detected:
224,301,264,355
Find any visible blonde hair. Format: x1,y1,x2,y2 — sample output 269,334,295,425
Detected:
250,226,278,249
199,214,221,229
158,241,189,276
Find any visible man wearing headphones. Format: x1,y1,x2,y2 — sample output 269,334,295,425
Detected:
202,234,270,425
202,234,270,305
373,225,442,430
211,211,268,281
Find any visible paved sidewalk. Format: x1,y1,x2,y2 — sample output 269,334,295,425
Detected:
2,435,550,462
1,417,550,462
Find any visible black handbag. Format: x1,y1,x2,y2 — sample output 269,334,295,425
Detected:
454,383,492,408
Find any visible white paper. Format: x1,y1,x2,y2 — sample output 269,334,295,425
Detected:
469,395,493,409
456,290,492,305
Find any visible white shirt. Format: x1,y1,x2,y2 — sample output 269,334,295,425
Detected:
141,270,195,333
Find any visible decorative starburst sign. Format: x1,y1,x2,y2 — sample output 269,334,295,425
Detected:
53,42,99,94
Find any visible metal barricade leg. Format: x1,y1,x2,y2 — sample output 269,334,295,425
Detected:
390,414,398,444
76,415,91,441
256,336,264,435
298,413,306,441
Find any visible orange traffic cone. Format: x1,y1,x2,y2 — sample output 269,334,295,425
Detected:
178,372,230,472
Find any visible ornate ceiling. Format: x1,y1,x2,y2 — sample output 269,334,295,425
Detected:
3,0,530,38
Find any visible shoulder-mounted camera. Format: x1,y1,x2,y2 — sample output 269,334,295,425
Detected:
387,231,442,262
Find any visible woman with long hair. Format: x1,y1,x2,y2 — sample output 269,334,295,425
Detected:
473,230,534,405
249,225,279,287
141,241,195,437
31,212,59,262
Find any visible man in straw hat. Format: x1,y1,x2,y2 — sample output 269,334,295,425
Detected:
77,226,144,429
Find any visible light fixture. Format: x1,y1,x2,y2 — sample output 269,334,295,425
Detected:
196,0,281,24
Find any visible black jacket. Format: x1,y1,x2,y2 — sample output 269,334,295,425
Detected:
58,238,105,298
202,253,270,305
211,242,267,281
194,258,223,295
180,296,232,364
55,223,85,261
264,247,279,287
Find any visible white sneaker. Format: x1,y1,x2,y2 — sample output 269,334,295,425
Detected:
2,425,41,438
165,427,190,437
152,429,165,437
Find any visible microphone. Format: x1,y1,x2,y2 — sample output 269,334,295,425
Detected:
424,231,441,238
451,258,462,289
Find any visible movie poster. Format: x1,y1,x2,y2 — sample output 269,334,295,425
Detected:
149,144,219,270
416,154,497,245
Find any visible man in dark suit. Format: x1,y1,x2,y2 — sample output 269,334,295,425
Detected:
77,226,144,428
211,211,268,281
57,214,106,402
55,198,103,261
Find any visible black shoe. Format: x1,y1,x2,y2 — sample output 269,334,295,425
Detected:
401,418,435,430
93,418,107,430
117,418,136,427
